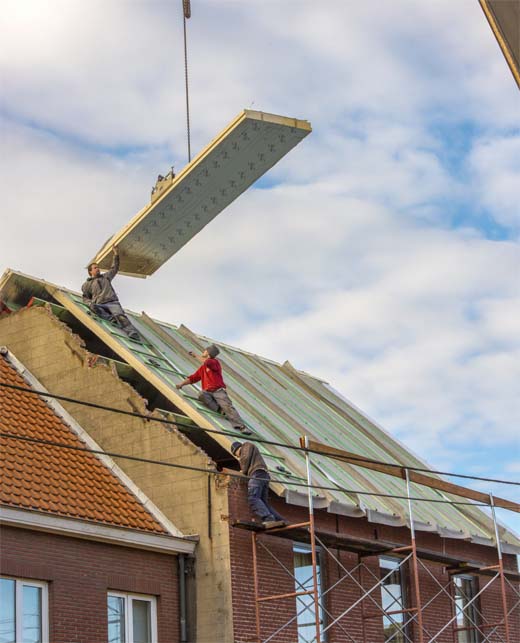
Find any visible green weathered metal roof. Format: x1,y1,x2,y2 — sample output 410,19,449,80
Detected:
1,268,519,553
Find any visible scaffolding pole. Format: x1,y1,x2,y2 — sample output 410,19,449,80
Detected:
490,492,512,643
304,435,322,643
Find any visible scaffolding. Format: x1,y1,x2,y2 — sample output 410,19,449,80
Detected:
233,439,520,643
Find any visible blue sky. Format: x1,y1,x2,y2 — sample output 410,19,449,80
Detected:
1,0,519,536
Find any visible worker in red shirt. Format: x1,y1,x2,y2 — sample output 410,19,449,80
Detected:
176,344,252,435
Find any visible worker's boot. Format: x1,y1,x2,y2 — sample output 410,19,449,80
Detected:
115,315,140,341
262,520,287,529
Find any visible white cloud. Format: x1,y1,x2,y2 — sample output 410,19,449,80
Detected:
469,135,520,231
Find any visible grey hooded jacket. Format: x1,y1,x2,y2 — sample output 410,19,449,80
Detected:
238,442,269,477
82,255,120,305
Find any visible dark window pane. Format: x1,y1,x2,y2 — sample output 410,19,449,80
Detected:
132,600,151,643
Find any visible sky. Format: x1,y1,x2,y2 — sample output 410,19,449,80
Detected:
1,0,519,535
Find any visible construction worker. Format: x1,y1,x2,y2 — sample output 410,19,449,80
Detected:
231,441,287,529
176,344,252,435
82,246,140,341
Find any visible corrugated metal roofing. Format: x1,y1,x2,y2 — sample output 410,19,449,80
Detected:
90,110,311,277
1,269,518,553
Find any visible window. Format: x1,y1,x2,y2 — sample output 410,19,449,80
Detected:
0,577,48,643
293,544,325,643
107,593,157,643
379,556,407,643
453,575,480,643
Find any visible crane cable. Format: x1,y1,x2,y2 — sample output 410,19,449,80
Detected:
182,0,192,162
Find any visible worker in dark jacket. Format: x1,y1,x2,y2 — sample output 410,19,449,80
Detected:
176,344,252,434
82,247,140,341
231,441,287,529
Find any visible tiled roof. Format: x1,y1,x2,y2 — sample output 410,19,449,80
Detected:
0,354,168,534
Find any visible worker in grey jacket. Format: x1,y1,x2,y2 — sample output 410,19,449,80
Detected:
82,247,140,341
231,441,287,529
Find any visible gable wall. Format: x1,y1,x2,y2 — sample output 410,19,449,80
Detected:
0,306,233,643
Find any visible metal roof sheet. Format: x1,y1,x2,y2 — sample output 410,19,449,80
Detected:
90,110,311,277
1,269,518,553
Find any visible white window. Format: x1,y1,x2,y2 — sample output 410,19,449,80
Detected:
453,575,480,643
0,576,49,643
107,593,157,643
293,544,326,643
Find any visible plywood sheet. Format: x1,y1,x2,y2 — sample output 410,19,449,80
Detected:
91,110,311,277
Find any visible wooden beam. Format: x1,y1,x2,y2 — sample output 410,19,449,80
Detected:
301,438,520,513
479,0,520,89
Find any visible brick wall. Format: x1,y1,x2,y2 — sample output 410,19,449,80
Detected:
0,307,234,643
227,478,520,643
0,525,178,643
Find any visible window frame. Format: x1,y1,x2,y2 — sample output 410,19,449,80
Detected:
378,555,409,643
292,542,327,643
452,574,481,643
107,591,158,643
0,575,49,643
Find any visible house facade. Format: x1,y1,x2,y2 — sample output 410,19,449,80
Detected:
0,270,518,643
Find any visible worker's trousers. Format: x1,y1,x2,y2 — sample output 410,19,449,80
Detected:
91,301,140,340
198,388,245,429
248,470,284,522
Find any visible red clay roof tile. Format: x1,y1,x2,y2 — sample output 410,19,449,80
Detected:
0,356,168,535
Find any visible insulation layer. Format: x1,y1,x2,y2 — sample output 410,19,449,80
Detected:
91,110,311,277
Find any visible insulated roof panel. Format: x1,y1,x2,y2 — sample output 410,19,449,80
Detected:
91,110,311,277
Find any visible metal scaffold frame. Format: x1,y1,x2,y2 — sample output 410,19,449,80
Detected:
239,437,519,643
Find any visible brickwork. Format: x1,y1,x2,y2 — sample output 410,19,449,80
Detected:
0,525,178,643
0,307,234,643
227,478,520,643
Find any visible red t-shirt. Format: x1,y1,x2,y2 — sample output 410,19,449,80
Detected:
188,358,226,392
